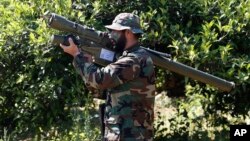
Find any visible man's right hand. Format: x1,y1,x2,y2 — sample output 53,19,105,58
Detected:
60,38,80,57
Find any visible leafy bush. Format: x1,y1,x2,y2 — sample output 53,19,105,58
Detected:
0,0,249,140
0,0,91,140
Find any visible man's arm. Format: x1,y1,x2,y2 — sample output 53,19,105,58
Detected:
60,38,141,90
73,53,141,90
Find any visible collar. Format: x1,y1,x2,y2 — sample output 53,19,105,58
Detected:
121,43,140,57
124,43,140,53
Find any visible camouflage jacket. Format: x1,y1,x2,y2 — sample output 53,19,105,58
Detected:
73,45,156,140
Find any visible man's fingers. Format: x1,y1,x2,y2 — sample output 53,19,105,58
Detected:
60,43,67,49
60,38,73,49
68,38,74,45
59,38,80,56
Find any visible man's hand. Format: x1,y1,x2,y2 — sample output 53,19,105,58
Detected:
60,38,80,57
60,38,93,62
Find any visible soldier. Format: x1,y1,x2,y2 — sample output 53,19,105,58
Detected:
60,13,156,141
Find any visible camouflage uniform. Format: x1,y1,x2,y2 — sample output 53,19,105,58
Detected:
73,13,156,141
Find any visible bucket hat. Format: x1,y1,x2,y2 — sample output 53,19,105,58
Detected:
105,13,143,34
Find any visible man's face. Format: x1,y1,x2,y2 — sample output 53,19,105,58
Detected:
110,30,127,53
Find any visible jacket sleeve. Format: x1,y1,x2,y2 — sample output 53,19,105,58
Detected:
73,52,141,90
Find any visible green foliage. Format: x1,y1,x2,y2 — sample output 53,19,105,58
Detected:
0,0,92,140
0,0,249,140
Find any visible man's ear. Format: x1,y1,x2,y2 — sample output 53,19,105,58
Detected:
125,30,132,38
124,30,128,35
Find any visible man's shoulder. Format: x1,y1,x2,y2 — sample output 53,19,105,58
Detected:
125,46,150,58
117,46,154,67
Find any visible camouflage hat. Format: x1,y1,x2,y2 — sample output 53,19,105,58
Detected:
105,13,143,34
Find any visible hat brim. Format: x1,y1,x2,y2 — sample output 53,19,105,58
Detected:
105,23,143,34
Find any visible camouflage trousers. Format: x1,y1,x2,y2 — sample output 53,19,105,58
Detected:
104,117,121,141
103,123,153,141
104,122,120,141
